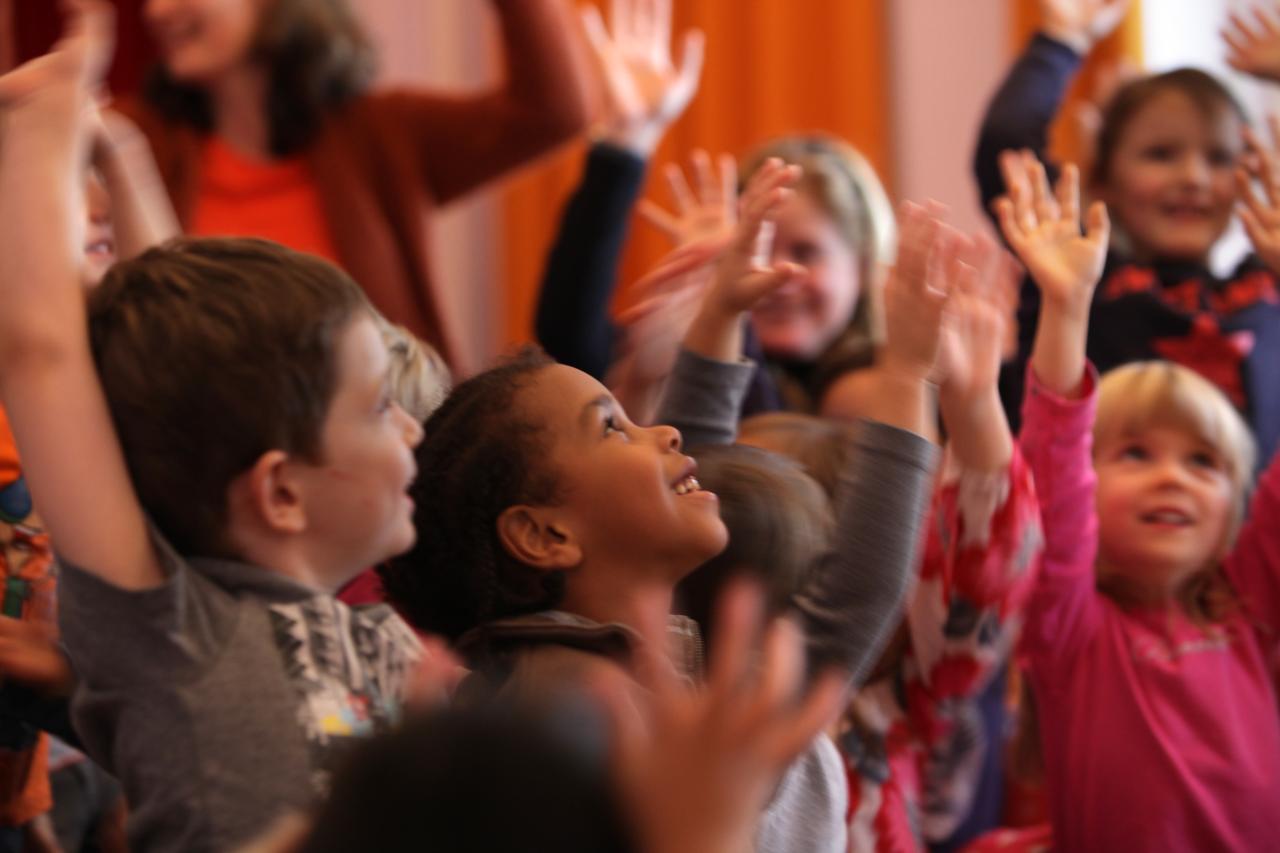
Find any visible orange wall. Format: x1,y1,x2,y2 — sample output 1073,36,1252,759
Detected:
499,0,891,347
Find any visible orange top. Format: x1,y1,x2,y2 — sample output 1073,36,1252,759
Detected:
190,137,340,264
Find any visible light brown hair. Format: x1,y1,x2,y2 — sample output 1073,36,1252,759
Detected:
88,237,372,557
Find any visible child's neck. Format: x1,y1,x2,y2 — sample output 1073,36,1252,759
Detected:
209,65,272,161
558,567,675,633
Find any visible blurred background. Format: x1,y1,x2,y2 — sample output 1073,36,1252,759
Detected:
6,0,1275,375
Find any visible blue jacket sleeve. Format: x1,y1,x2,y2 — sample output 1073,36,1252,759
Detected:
535,143,647,379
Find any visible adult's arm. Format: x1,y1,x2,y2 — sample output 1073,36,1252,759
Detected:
393,0,592,207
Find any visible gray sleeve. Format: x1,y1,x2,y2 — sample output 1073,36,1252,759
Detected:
57,529,234,686
654,348,754,448
793,420,939,684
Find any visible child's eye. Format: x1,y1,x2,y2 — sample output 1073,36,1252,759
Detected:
1208,147,1237,168
1119,444,1149,461
1140,144,1176,162
788,241,822,266
603,415,625,437
1189,450,1220,469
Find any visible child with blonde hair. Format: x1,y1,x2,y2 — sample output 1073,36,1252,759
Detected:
998,147,1280,849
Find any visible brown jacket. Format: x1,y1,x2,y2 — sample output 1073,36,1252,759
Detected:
120,0,591,367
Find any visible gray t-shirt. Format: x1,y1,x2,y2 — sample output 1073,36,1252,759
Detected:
58,535,421,853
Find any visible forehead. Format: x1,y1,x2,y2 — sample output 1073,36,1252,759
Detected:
1119,88,1241,145
516,363,613,431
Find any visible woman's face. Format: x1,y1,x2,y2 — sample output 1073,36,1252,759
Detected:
750,190,861,362
145,0,266,84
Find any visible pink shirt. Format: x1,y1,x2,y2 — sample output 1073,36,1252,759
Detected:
1019,367,1280,852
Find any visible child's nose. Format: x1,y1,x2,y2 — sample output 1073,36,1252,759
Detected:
1178,153,1212,186
650,424,682,452
394,404,424,448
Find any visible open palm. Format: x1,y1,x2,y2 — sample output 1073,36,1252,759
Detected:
995,152,1109,310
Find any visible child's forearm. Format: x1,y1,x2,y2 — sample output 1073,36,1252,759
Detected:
861,368,932,440
93,121,179,260
940,386,1014,472
1029,300,1089,398
0,92,90,351
682,305,744,366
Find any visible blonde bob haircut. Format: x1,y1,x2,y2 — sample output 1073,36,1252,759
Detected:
1095,361,1255,534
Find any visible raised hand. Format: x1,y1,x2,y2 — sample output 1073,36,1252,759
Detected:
1038,0,1131,54
880,202,959,382
599,582,847,853
581,0,705,156
639,150,738,248
1224,5,1280,83
681,157,803,362
1237,122,1280,273
995,150,1109,317
0,0,114,107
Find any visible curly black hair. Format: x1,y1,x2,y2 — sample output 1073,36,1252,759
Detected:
380,348,567,641
144,0,376,157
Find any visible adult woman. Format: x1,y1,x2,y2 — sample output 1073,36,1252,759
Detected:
123,0,590,366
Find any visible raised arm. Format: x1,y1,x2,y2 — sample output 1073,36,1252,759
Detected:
973,0,1129,218
90,108,180,262
398,0,592,206
795,203,952,681
996,152,1110,664
653,158,802,446
0,1,160,590
536,0,704,378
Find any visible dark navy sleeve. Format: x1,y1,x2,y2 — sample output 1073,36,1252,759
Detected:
535,143,648,379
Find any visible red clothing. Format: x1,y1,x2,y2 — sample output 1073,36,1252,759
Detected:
1019,366,1280,851
841,451,1043,851
0,407,54,825
191,137,339,263
118,0,590,367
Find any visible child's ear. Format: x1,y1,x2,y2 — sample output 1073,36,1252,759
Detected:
233,450,308,535
496,506,582,571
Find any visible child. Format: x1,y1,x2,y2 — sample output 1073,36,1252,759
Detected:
736,280,1043,850
997,148,1280,849
382,163,946,852
975,0,1280,463
0,5,425,850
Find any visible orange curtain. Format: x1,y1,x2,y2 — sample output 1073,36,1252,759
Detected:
499,0,891,348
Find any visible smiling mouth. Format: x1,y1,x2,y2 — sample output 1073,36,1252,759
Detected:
673,475,701,495
1140,509,1193,527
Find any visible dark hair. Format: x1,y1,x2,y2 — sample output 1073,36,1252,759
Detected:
380,348,565,642
88,237,371,557
144,0,376,157
300,707,634,853
676,445,832,642
1093,68,1247,187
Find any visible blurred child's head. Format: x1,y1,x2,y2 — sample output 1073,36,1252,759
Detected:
89,237,422,587
300,707,633,853
1092,69,1246,264
738,412,859,501
382,351,727,641
676,444,833,642
1092,361,1254,615
378,320,451,423
740,135,895,362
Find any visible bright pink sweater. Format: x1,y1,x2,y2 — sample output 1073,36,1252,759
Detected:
1019,367,1280,852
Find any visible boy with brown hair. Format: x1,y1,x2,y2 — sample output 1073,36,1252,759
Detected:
0,4,424,850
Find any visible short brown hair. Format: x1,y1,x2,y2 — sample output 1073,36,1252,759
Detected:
676,444,833,642
1093,68,1247,187
88,237,372,557
737,411,859,501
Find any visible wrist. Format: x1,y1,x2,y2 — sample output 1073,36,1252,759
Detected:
596,119,664,158
1039,24,1091,55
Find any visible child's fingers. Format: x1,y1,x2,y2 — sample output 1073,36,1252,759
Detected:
707,580,765,709
637,199,681,237
998,150,1034,230
672,28,705,103
718,153,738,214
664,162,696,213
1240,203,1269,251
1055,163,1081,229
651,0,673,55
1268,113,1280,150
993,197,1026,250
762,669,848,769
1025,151,1059,224
1084,200,1111,247
692,149,717,205
1253,4,1280,36
741,617,804,732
